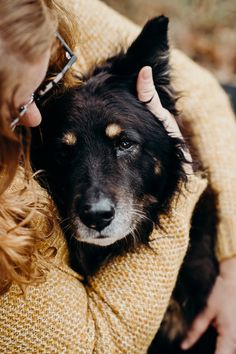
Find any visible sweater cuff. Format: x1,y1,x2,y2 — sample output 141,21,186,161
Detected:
215,217,236,261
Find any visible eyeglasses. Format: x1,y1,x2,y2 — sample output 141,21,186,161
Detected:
10,32,77,130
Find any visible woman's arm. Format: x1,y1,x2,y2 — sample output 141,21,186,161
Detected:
84,175,205,353
69,1,236,351
137,65,236,354
0,125,205,354
170,49,236,261
72,0,236,261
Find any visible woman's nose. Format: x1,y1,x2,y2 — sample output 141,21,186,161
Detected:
20,102,42,127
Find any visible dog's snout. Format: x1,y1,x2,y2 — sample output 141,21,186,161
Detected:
78,197,115,231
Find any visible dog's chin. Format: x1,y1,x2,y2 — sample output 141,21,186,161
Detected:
72,215,135,247
77,235,123,247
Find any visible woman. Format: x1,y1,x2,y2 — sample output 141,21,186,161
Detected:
0,1,235,353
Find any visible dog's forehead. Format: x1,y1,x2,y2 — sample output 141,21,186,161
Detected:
53,78,160,143
70,81,148,124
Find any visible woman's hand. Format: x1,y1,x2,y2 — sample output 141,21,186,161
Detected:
181,257,236,354
136,66,192,174
137,66,236,354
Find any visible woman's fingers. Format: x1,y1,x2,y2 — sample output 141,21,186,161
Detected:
137,66,182,139
181,307,214,350
137,66,192,172
137,66,162,108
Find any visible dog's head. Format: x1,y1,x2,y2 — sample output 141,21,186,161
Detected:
31,16,187,247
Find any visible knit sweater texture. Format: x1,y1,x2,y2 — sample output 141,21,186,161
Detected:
72,0,236,262
0,0,235,353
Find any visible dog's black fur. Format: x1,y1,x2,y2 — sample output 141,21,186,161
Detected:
223,84,236,113
31,16,218,354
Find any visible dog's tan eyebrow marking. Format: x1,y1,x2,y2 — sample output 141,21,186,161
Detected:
105,123,123,139
154,160,161,175
62,132,77,145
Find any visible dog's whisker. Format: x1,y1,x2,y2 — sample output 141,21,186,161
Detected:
130,209,152,223
129,227,140,247
59,216,73,227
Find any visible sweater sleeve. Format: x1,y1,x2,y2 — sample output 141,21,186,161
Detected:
170,50,236,261
0,175,206,353
72,0,236,262
84,175,207,353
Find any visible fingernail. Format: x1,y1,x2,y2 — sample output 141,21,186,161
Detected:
181,340,190,350
141,66,152,80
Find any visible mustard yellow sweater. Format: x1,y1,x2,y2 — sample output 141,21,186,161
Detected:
73,0,236,261
0,1,235,353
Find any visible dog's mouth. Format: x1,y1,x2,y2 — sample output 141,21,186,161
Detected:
88,233,115,246
96,234,110,239
78,233,122,246
71,199,142,246
73,216,135,246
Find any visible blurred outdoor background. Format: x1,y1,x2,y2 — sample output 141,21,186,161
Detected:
102,0,236,86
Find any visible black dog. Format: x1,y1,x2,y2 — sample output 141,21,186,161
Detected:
31,16,218,354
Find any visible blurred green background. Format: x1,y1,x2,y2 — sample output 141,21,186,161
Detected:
102,0,236,85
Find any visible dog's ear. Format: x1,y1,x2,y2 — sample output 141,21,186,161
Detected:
110,16,176,114
111,16,169,80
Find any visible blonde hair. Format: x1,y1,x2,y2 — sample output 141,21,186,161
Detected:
0,0,79,293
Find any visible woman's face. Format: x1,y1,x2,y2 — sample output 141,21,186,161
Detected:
14,49,51,127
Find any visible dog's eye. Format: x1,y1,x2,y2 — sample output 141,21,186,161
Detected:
118,139,134,151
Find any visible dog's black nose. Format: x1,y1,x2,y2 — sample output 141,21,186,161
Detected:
78,198,115,231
